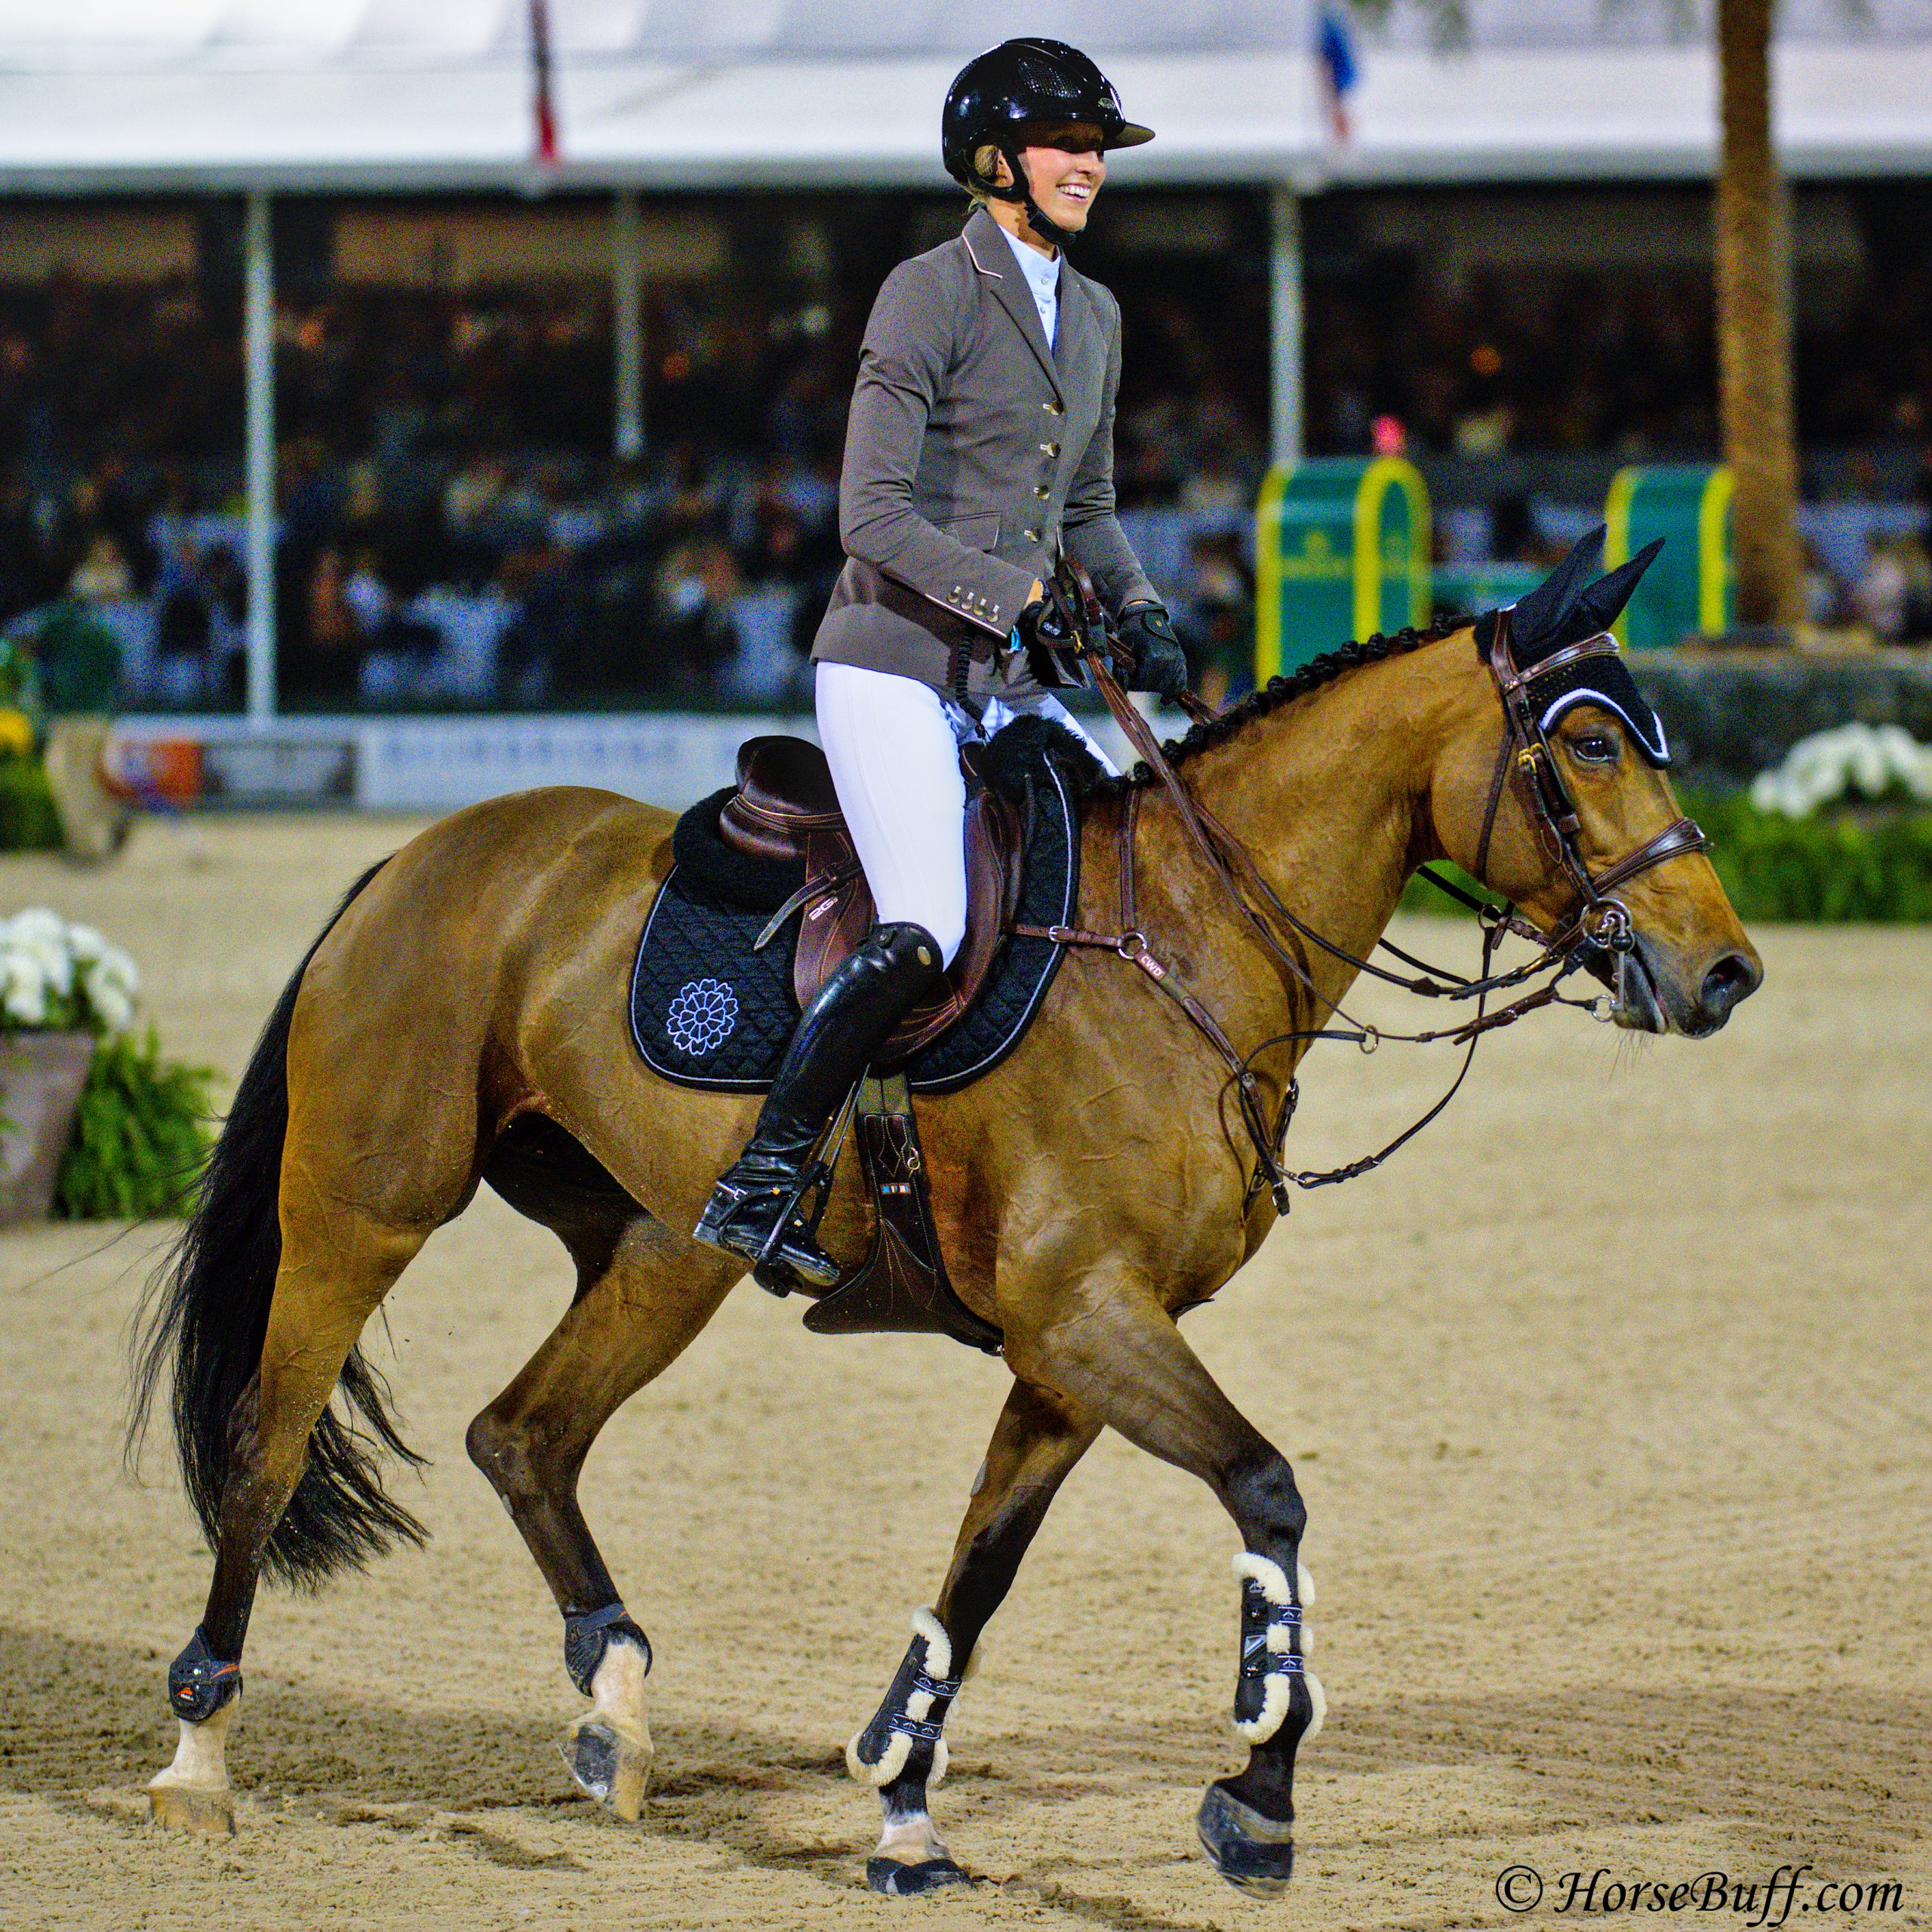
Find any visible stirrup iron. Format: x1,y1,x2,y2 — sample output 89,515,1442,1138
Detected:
754,1156,837,1294
696,1163,837,1294
697,1081,860,1294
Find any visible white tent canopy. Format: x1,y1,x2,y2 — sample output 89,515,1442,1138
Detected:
2,0,1930,189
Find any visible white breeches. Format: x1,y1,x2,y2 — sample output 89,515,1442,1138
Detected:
815,661,1118,968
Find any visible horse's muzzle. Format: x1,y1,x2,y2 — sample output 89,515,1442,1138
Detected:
1620,937,1761,1037
1682,948,1762,1037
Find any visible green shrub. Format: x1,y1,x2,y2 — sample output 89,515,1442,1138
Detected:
54,1026,217,1220
1398,792,1932,924
1689,792,1932,923
0,758,60,854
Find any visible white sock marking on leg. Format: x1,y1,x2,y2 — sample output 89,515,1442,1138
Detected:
152,1700,233,1795
589,1637,651,1733
874,1802,950,1866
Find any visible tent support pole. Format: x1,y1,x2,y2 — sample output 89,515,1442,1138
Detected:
613,189,645,462
243,189,277,725
1269,181,1303,469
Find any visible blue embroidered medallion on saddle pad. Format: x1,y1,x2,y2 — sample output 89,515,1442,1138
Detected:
629,727,1087,1095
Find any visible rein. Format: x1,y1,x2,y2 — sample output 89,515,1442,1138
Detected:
1017,570,1710,1219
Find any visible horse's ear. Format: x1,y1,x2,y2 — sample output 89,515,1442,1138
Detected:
1565,538,1664,642
1504,526,1605,660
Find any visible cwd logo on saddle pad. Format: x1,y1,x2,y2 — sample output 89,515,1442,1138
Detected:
666,979,740,1057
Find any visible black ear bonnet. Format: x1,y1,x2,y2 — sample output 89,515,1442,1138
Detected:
1474,528,1672,765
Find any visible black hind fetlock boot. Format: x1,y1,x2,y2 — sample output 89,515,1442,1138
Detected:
694,921,943,1291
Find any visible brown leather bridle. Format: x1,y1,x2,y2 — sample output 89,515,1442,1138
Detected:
1475,606,1709,960
1017,566,1714,1218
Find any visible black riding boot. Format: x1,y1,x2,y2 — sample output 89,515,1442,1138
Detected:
694,921,943,1289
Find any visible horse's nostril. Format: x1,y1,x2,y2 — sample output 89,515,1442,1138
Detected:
1700,951,1761,1020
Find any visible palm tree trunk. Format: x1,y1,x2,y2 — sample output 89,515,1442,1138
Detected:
1715,0,1803,629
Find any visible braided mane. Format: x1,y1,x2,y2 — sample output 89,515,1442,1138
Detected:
1105,614,1471,792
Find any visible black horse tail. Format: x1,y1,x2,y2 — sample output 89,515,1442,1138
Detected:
128,857,428,1592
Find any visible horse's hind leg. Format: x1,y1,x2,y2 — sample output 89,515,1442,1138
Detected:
466,1119,741,1820
848,1379,1101,1895
150,1200,431,1834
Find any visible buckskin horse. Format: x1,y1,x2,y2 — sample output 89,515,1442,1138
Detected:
131,535,1759,1896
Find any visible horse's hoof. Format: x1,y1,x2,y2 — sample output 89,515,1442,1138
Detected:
147,1777,235,1836
560,1711,652,1821
1195,1781,1294,1898
866,1855,973,1897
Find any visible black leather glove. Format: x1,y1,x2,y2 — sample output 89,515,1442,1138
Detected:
1116,602,1191,699
1011,593,1081,688
1013,595,1075,657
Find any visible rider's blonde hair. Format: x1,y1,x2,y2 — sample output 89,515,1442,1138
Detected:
965,143,1005,206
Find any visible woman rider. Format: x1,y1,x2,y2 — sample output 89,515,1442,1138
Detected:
695,38,1189,1287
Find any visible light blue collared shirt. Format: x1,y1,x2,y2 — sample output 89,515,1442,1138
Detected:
999,224,1060,351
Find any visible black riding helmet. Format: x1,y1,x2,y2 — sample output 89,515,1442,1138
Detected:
942,38,1154,249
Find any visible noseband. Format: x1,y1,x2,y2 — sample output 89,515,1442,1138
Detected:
1474,608,1709,958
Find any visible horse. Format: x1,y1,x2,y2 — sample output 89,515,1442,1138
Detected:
131,544,1760,1897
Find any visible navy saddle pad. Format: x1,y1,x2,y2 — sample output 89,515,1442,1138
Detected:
629,754,1081,1095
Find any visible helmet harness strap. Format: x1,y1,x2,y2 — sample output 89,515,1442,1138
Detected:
989,141,1078,252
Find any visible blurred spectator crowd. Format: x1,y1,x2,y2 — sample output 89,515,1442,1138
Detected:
1444,486,1932,644
1309,260,1932,463
5,198,1932,714
0,265,1267,707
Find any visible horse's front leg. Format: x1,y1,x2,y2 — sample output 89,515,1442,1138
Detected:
848,1378,1101,1896
1008,1281,1324,1899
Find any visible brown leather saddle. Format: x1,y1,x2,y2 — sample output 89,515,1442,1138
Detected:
713,735,1016,1355
718,735,1024,1060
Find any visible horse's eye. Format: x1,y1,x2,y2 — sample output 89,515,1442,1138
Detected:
1568,731,1617,764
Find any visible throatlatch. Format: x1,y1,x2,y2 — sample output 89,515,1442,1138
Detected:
1229,1554,1324,1747
563,1600,652,1699
168,1626,242,1724
848,1608,972,1789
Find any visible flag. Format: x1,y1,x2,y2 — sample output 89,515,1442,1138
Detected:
1317,9,1358,146
530,0,559,165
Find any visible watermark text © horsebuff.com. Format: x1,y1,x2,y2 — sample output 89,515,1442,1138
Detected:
1494,1863,1906,1921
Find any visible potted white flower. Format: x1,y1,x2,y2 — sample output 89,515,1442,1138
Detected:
0,908,138,1225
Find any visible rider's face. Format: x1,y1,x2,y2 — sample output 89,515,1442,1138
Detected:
1014,124,1107,235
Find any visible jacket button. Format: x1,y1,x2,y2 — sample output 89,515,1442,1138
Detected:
1038,441,1060,457
1043,400,1063,415
1033,484,1050,499
1024,529,1041,545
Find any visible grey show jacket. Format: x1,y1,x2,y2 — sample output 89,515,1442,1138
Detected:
810,205,1158,696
